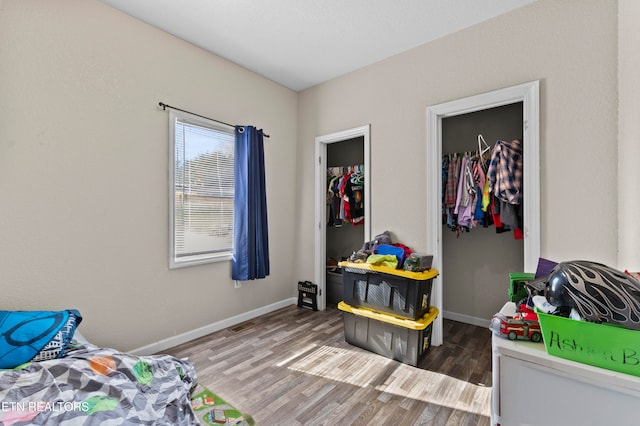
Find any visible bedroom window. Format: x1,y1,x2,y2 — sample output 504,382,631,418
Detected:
169,109,235,268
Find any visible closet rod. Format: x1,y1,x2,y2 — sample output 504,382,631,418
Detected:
328,164,364,172
158,102,270,138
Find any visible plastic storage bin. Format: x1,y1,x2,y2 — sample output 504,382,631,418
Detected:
326,269,343,306
338,301,439,366
338,261,438,320
537,309,640,377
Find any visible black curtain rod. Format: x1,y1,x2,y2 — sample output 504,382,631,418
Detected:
158,102,270,138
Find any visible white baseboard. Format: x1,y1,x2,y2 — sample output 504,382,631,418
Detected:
131,297,298,356
442,310,491,329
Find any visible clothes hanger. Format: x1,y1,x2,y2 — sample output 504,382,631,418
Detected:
478,134,492,156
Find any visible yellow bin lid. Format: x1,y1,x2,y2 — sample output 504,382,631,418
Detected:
338,261,438,280
338,301,439,330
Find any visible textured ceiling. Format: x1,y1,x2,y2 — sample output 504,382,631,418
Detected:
99,0,537,91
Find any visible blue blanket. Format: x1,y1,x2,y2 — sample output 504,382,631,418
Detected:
0,310,81,369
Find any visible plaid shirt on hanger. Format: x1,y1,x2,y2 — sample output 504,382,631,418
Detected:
444,154,460,208
487,139,523,205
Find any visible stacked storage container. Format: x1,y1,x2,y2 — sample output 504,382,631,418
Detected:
337,261,439,367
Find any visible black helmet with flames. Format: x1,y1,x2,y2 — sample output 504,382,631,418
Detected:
546,260,640,330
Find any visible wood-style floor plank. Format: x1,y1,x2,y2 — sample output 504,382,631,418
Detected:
164,304,493,425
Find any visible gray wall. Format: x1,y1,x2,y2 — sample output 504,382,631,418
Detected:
618,0,640,271
3,0,638,349
0,0,298,351
296,0,619,326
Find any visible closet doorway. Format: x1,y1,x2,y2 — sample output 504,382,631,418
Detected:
315,125,371,311
426,81,540,346
442,103,524,327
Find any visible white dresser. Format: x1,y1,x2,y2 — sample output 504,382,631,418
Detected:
491,303,640,426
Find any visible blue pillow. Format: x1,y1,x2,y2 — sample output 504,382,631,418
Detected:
0,309,82,369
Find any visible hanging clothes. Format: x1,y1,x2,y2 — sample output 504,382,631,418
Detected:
442,137,523,239
442,155,449,224
454,155,475,228
486,139,524,239
326,165,364,227
444,154,460,208
345,171,365,224
486,139,523,205
473,160,486,222
327,174,343,227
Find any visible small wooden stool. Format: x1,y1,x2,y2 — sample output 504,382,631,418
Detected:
297,281,318,311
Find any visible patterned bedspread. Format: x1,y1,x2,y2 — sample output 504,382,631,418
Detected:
0,343,199,425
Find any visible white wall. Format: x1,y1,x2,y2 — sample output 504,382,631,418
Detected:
0,0,298,351
618,0,640,271
296,0,619,299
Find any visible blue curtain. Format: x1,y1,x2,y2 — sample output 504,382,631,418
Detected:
232,126,270,280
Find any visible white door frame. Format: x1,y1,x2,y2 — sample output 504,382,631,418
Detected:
426,81,540,346
315,125,371,310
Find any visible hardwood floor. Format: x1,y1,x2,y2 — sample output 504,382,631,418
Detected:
164,304,493,426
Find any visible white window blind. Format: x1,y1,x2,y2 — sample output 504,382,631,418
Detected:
169,109,235,268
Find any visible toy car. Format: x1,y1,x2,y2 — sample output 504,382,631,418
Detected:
490,311,542,342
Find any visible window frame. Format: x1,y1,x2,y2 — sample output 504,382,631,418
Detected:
168,109,235,269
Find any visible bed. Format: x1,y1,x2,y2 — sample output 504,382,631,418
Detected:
0,309,200,425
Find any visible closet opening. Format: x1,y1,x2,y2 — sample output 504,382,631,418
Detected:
326,138,366,306
315,125,371,311
442,102,524,327
426,80,540,346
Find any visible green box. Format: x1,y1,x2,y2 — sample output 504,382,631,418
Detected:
508,272,535,303
537,309,640,377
